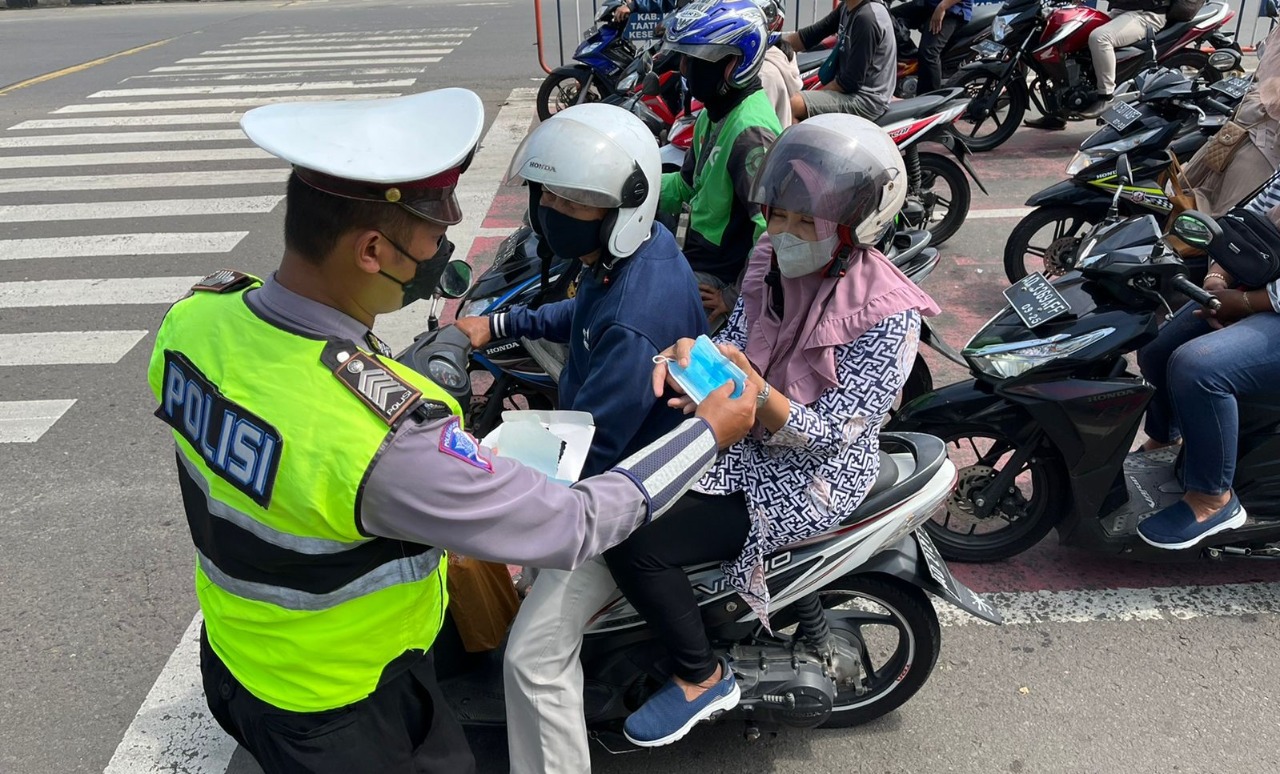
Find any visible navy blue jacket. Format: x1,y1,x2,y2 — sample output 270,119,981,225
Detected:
492,224,707,477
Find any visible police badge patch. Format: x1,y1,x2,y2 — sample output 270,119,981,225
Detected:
438,418,493,473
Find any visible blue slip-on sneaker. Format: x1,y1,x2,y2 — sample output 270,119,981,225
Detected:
623,658,741,748
1137,494,1247,550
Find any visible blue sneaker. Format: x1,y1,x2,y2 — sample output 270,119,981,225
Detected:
623,658,740,748
1137,494,1247,550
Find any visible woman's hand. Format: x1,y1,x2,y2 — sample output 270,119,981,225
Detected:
1203,264,1234,292
1194,289,1252,329
652,338,697,413
715,343,764,392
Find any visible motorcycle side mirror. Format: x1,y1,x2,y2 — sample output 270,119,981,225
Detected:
1115,154,1133,187
641,72,662,97
437,260,474,299
1170,211,1222,248
1207,49,1242,73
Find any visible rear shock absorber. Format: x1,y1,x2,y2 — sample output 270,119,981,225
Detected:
793,594,833,652
905,146,922,193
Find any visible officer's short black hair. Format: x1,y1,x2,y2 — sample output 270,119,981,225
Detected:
283,171,421,264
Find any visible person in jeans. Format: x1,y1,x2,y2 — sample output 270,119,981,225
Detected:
1135,169,1280,549
780,0,897,120
891,0,974,94
604,114,940,747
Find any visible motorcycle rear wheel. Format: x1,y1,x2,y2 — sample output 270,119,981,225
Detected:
769,576,941,729
949,68,1027,153
914,151,971,246
1003,204,1098,283
925,427,1068,563
536,68,606,121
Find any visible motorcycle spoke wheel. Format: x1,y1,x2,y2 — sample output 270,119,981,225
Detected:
949,69,1025,153
913,152,971,246
924,428,1066,562
1003,205,1096,283
536,72,604,121
767,577,940,729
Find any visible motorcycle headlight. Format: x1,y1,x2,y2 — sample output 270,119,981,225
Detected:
460,297,495,319
1066,150,1105,175
616,71,640,91
1091,127,1162,156
965,328,1114,379
992,14,1016,43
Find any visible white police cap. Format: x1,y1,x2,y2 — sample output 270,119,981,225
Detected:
240,88,485,225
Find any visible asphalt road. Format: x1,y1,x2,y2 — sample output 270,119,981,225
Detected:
0,2,1278,773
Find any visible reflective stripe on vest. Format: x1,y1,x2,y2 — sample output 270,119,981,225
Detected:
148,277,462,712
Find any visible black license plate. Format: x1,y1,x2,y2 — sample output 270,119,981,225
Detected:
1212,76,1251,100
1003,271,1071,328
973,40,1004,59
913,530,1003,624
1101,101,1142,132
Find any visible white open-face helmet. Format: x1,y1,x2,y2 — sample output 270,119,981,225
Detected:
506,103,661,259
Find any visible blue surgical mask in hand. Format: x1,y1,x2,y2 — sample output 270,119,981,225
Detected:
653,335,746,405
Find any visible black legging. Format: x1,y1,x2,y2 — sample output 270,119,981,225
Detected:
603,491,751,684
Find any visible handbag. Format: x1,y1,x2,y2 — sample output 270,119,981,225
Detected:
1167,0,1206,22
1160,151,1205,257
1199,119,1252,174
1207,206,1280,289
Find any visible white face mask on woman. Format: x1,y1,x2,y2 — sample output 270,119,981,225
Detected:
772,232,840,278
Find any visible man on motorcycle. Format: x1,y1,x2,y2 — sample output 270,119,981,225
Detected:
780,0,897,121
752,0,804,126
891,0,974,94
455,104,707,478
659,0,782,325
145,89,758,773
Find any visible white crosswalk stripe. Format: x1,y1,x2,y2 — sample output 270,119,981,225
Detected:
0,24,468,448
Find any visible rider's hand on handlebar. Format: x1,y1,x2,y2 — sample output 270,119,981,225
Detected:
1193,289,1250,329
455,316,493,349
613,3,631,22
695,380,760,450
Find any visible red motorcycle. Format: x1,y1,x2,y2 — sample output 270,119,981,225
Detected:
948,0,1238,151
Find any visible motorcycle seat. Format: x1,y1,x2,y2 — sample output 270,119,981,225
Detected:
958,4,1000,37
796,49,828,73
837,432,949,527
876,91,954,126
1150,1,1227,48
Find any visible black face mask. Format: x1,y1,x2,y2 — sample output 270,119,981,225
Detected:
378,232,451,308
683,56,730,103
537,205,604,262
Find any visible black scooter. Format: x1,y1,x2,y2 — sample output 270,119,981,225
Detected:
888,157,1280,562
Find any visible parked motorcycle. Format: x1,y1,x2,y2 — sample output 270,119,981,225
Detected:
892,0,1002,98
1003,50,1246,282
888,157,1280,563
949,0,1237,152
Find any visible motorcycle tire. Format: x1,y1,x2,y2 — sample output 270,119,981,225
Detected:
1003,205,1098,283
536,68,606,122
949,68,1027,153
925,426,1068,563
915,151,971,247
1162,50,1222,84
769,575,941,729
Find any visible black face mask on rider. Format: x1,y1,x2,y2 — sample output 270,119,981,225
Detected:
681,55,759,122
536,204,605,263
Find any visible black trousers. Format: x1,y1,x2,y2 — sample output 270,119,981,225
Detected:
201,627,476,774
604,491,751,684
892,1,964,94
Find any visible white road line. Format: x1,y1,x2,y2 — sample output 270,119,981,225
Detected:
0,277,200,308
0,197,282,223
0,330,148,366
54,93,401,113
178,49,450,63
375,87,537,349
121,68,427,81
152,58,442,72
0,232,247,261
209,42,462,53
0,400,77,444
102,614,237,774
231,34,470,45
89,79,415,97
933,581,1280,627
0,149,273,170
0,169,288,194
474,226,513,238
0,130,247,148
12,114,247,129
242,29,473,39
967,207,1035,220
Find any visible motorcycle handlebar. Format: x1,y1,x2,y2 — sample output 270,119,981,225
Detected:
1202,96,1235,116
1171,275,1221,311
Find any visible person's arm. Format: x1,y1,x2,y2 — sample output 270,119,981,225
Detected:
491,296,577,344
834,10,880,94
726,126,778,241
660,122,699,214
711,295,749,349
360,414,724,571
762,311,919,458
930,0,962,32
570,324,666,476
794,6,842,51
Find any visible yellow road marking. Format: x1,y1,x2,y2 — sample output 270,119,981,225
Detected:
0,37,175,97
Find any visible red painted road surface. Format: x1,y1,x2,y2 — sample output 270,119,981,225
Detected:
458,118,1280,597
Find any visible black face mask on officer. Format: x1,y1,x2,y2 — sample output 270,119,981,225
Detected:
536,205,604,263
378,231,452,307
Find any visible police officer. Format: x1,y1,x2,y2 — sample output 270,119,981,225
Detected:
146,88,758,774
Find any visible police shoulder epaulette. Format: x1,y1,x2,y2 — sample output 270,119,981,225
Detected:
322,341,425,426
191,269,257,294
